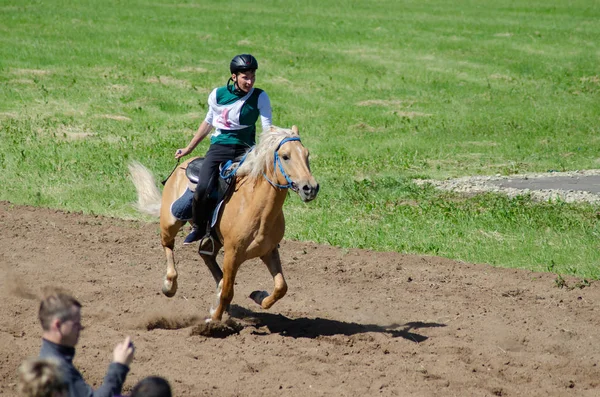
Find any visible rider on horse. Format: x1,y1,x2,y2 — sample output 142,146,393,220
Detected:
175,54,273,244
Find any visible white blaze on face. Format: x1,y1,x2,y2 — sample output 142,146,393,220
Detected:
294,145,304,160
285,145,306,180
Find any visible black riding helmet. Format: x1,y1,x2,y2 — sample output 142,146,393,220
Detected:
230,54,258,74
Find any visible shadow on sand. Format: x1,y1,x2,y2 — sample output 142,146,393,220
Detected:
229,305,445,343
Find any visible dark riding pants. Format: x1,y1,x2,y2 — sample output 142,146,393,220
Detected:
192,143,248,232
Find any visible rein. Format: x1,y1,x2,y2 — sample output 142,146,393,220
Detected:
220,148,253,180
263,136,301,191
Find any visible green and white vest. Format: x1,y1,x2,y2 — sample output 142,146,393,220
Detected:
206,85,272,146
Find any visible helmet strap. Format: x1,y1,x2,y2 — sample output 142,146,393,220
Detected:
227,76,245,95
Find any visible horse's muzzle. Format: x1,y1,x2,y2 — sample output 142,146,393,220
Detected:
298,182,319,202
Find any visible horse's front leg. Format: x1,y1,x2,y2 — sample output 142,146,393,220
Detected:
209,250,240,322
250,247,287,309
199,239,226,315
199,239,223,287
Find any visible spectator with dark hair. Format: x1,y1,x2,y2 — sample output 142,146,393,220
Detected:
37,289,135,397
128,376,172,397
18,358,67,397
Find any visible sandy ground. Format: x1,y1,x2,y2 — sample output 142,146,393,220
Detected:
0,202,598,396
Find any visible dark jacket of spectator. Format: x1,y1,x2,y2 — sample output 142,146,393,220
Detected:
39,339,129,397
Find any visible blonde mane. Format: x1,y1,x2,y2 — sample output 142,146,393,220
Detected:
236,126,300,179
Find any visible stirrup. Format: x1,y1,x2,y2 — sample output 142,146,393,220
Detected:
198,235,216,256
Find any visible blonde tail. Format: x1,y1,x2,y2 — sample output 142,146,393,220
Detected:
128,161,162,217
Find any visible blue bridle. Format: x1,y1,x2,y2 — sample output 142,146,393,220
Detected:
220,136,301,191
264,136,301,190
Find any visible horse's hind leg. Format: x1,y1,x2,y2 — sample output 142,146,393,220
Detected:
250,247,287,309
161,219,185,297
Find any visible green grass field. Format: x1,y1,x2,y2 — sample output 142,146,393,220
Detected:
1,0,599,279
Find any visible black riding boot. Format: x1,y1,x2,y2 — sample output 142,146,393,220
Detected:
183,191,210,245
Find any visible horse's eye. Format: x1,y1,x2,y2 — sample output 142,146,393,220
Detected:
281,154,290,161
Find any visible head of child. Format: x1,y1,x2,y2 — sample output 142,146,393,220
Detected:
229,53,258,94
18,358,67,397
130,376,172,397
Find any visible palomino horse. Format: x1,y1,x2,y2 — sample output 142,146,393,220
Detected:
129,125,319,321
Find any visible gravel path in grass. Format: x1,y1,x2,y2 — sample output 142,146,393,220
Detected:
415,169,600,204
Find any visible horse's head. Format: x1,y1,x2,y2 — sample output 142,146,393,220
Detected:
271,125,319,202
237,125,319,202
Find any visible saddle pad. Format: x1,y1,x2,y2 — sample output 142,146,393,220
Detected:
170,188,194,221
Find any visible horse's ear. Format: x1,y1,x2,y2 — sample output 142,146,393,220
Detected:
291,125,299,134
270,125,276,132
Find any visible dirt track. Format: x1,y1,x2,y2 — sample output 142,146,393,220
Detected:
1,202,598,396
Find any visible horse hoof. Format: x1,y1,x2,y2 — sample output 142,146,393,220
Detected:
249,290,269,306
162,277,178,297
